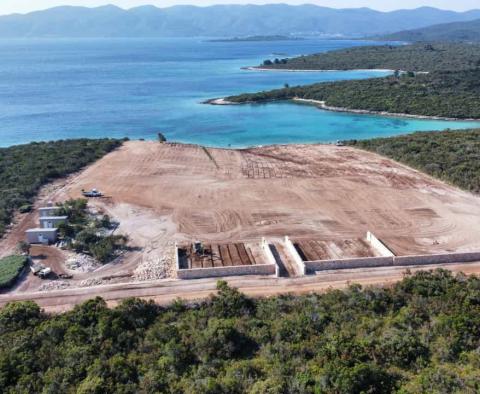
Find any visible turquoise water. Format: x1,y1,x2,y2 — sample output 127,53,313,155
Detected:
1,38,479,147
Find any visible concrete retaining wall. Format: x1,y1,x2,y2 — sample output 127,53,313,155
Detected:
262,238,280,277
303,252,480,273
305,256,394,272
366,231,395,257
394,252,480,267
284,236,306,275
176,239,279,279
177,263,277,280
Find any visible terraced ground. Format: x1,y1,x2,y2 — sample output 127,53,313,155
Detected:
55,141,480,256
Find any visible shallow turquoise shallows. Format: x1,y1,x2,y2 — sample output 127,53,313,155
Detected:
1,38,479,147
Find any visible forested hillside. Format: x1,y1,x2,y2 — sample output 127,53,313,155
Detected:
1,272,480,393
378,18,480,42
260,43,480,72
348,129,480,193
1,5,480,38
227,68,480,119
0,139,123,237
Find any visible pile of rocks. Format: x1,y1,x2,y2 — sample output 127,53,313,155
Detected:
38,281,71,292
65,253,99,273
79,278,104,287
134,242,176,281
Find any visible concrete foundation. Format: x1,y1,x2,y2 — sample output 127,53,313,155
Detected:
284,236,306,275
286,232,480,273
176,239,279,280
177,263,277,280
303,251,480,273
366,231,395,257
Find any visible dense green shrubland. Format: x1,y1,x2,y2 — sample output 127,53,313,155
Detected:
260,43,480,72
56,199,128,263
0,139,123,238
377,19,480,43
227,69,480,119
1,271,480,393
348,129,480,193
0,255,28,290
228,43,480,119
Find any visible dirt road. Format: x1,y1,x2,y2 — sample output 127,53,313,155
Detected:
2,261,480,313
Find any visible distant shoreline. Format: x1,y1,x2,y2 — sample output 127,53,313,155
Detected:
292,98,480,121
241,66,395,73
205,97,480,122
208,35,305,42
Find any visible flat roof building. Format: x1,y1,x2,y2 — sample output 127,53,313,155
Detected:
26,228,58,244
38,207,58,217
39,216,68,229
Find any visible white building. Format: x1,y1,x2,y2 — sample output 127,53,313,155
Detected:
26,228,58,244
39,216,68,229
38,207,58,217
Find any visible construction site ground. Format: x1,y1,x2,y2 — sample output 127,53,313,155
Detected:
1,141,480,309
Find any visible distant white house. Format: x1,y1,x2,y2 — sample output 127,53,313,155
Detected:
26,228,58,244
25,203,67,244
38,206,57,217
39,216,68,229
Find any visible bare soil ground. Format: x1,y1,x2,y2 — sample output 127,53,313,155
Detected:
295,238,377,261
62,141,480,253
2,140,480,302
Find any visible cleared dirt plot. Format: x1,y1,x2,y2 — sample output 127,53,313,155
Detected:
3,140,480,301
57,141,480,256
294,238,378,261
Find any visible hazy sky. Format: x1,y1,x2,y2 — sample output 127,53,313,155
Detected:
1,0,479,15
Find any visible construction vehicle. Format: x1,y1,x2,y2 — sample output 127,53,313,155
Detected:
30,263,52,279
194,241,204,255
82,188,103,198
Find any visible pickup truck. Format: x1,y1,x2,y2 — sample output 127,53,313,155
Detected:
82,188,103,198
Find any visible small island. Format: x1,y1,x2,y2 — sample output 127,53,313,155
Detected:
209,35,304,42
207,43,480,120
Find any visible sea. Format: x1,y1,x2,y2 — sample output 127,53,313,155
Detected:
1,37,479,148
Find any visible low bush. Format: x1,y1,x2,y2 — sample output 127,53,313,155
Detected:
0,255,28,290
56,199,128,263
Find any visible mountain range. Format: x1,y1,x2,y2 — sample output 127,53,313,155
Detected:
378,18,480,42
1,4,480,38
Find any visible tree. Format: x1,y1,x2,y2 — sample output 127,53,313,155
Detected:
0,301,42,333
16,241,30,255
157,132,167,143
100,214,112,229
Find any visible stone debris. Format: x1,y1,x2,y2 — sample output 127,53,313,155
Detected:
38,281,71,292
65,252,99,272
79,278,104,287
134,242,176,281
